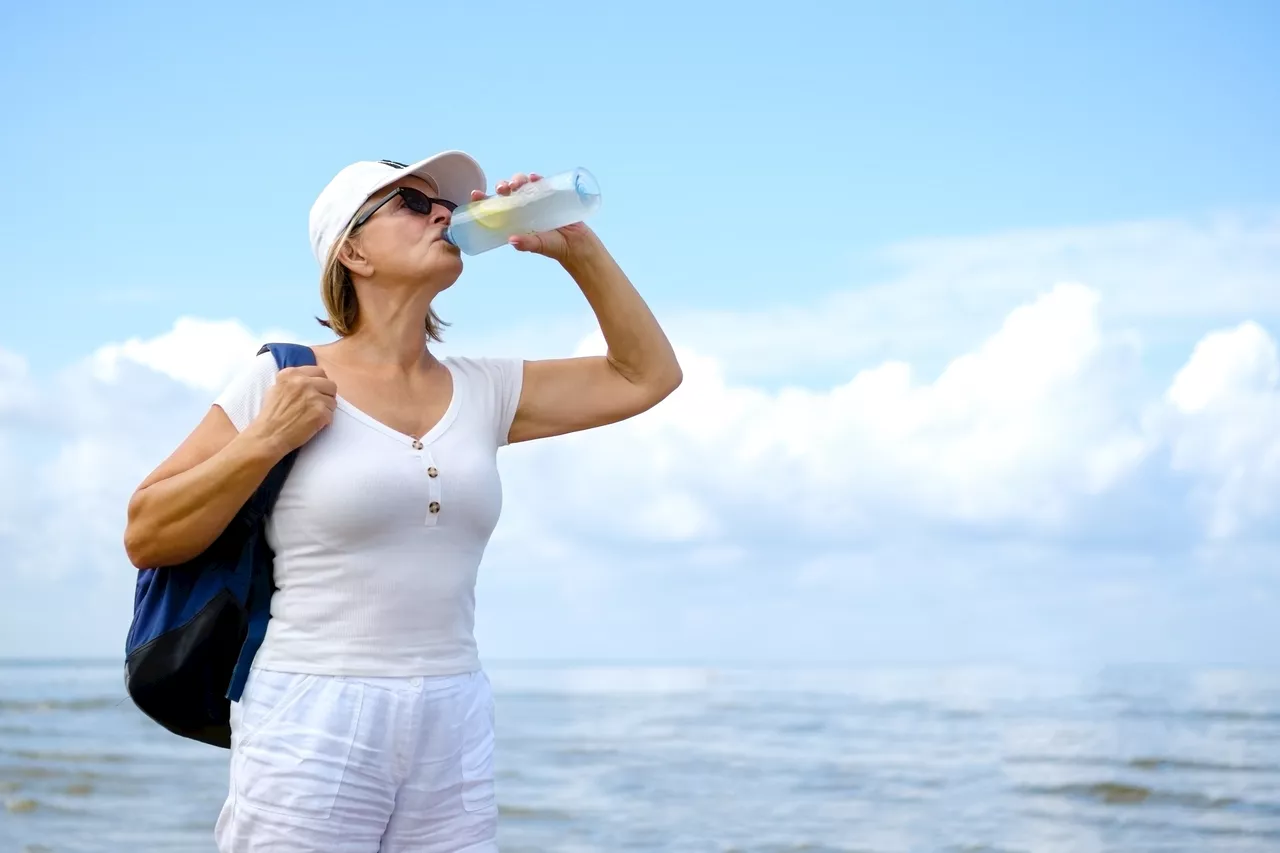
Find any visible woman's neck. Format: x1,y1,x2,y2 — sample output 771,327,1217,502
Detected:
339,283,437,372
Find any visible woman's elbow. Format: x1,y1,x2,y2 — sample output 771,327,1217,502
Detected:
633,363,682,416
123,490,161,569
124,539,151,570
665,362,684,395
653,360,683,401
123,528,149,571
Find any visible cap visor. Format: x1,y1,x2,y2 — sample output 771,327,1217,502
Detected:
377,150,487,207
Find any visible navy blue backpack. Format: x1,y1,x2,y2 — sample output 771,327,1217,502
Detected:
124,343,315,748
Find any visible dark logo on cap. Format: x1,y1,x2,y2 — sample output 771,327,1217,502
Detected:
378,160,409,169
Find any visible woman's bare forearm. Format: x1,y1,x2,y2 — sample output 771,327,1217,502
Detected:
124,427,287,569
563,233,682,394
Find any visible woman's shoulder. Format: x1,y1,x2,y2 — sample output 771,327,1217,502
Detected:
243,348,286,376
223,349,284,395
443,355,525,444
212,349,281,432
443,353,525,377
443,354,526,398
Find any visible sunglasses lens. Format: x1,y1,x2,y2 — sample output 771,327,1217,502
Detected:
400,189,458,215
400,189,434,214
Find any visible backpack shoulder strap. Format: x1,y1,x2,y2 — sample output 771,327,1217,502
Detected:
258,342,317,369
227,343,318,703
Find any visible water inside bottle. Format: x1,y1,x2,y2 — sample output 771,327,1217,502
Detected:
445,167,602,255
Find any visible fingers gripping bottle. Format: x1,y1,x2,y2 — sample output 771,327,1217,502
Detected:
443,167,602,255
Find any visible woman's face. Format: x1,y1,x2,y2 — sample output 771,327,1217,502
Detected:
346,175,463,291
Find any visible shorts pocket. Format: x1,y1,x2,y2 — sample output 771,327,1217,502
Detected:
231,673,362,821
459,672,496,813
232,671,317,750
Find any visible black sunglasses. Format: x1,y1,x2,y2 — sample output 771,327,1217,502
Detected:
351,186,458,231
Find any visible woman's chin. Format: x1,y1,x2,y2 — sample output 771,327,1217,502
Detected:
442,252,464,278
428,258,464,290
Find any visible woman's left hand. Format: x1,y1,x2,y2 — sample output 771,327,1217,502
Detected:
471,173,601,265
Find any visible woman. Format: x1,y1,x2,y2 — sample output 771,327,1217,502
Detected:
122,150,682,852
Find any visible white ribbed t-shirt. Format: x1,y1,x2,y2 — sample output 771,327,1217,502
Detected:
213,351,524,677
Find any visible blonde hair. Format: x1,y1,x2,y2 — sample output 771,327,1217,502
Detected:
316,185,449,341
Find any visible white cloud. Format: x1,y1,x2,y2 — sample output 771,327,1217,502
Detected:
1167,321,1279,414
1162,321,1280,539
500,282,1153,547
89,316,297,392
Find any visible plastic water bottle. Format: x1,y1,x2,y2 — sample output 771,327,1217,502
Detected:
443,167,602,255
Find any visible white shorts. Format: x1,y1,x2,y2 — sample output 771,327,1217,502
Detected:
214,667,498,852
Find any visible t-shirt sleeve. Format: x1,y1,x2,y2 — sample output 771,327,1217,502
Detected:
492,357,525,447
455,356,525,447
212,351,280,432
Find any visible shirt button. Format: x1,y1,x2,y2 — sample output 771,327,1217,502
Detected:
412,439,423,450
427,467,438,478
429,501,440,514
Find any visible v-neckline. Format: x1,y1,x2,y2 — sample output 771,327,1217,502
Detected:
333,358,462,447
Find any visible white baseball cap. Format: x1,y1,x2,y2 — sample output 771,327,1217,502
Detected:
307,150,487,267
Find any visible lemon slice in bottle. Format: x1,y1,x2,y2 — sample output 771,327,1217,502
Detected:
469,193,518,231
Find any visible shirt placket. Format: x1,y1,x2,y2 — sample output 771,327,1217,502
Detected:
411,437,442,526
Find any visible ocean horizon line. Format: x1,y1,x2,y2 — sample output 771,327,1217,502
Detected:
3,656,1279,673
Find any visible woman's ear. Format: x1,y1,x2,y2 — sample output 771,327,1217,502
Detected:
338,236,374,278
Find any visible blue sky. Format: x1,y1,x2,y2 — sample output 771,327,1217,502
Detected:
2,1,1279,665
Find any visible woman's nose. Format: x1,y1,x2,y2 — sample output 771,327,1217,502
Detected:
430,205,451,226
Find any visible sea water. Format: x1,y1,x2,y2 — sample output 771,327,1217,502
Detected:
4,660,1280,852
444,167,602,255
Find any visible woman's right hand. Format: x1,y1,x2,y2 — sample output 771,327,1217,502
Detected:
245,366,338,456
